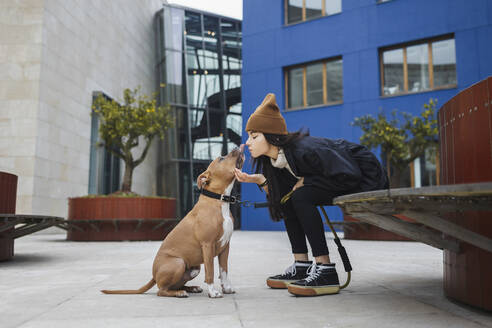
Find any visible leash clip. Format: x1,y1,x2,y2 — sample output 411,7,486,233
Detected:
221,195,237,204
238,200,252,207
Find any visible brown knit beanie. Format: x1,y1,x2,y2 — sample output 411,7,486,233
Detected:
245,93,287,135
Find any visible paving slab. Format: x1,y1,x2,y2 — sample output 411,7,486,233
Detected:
0,231,491,328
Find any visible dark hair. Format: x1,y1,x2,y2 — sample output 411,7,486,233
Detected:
251,129,309,221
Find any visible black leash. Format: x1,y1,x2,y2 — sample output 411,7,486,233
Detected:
199,187,352,287
319,206,352,289
280,192,353,289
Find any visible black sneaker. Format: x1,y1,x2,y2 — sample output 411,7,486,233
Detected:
266,261,312,289
287,263,340,296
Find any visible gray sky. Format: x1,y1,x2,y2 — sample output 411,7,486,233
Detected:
167,0,243,20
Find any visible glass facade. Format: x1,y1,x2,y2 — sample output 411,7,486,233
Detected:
155,5,242,222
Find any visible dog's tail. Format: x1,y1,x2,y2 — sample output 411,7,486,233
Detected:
101,279,156,294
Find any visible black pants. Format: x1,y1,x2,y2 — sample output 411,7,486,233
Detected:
281,186,346,257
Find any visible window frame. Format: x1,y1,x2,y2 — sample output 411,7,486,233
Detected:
379,34,457,97
284,0,342,26
284,56,343,111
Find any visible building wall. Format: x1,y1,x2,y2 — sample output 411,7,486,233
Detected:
0,0,163,217
0,0,44,215
241,0,492,230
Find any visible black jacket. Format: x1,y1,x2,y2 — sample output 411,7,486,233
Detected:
280,136,388,195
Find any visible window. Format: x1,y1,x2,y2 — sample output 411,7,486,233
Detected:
88,92,121,195
410,149,440,188
380,36,457,96
383,148,440,188
285,57,343,109
285,0,341,24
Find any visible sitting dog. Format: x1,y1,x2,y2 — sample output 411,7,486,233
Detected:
101,145,245,298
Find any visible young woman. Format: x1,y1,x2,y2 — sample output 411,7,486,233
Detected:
234,93,388,296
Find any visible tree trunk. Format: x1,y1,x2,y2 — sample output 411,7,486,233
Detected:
121,161,134,192
386,153,391,186
390,166,403,188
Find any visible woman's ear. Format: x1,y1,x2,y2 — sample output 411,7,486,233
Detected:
197,171,210,189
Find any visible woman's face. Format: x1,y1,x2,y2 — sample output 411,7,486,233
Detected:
245,131,271,158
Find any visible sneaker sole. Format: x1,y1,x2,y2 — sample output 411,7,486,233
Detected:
266,279,296,289
287,284,340,296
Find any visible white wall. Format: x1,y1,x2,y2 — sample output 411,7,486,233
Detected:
0,0,45,214
0,0,164,217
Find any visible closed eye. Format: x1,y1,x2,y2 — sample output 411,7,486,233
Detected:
219,156,225,162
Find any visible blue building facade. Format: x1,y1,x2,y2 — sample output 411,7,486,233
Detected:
241,0,492,230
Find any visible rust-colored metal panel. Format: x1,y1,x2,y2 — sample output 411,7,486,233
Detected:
67,197,177,241
0,172,18,261
438,100,448,184
459,86,472,182
440,76,492,311
447,96,457,184
465,212,482,307
443,210,492,310
454,88,467,183
66,219,177,241
469,80,491,182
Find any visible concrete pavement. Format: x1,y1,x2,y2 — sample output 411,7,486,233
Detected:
1,231,491,328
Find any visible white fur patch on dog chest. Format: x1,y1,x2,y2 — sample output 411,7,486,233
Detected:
219,182,234,247
220,204,233,247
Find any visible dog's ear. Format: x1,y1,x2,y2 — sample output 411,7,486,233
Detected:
197,171,210,189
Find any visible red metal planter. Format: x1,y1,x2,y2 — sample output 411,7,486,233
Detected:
0,172,18,261
67,196,178,241
439,77,492,311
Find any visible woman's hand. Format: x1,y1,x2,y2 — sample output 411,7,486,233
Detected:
292,177,304,191
234,168,266,185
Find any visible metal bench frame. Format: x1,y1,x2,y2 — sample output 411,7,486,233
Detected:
0,214,64,239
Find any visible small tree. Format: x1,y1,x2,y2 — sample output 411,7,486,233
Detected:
352,99,439,188
93,87,173,193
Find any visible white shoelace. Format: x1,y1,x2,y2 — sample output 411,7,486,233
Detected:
284,262,297,276
304,264,335,283
304,263,322,283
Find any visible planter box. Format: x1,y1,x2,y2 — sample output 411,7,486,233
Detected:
438,77,492,311
67,196,178,241
0,172,17,261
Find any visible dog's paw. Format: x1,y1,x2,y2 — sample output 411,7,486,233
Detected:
157,289,188,298
207,284,223,298
184,285,203,293
221,284,236,294
176,290,189,298
219,269,235,294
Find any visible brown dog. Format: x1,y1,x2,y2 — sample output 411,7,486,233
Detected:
101,145,245,298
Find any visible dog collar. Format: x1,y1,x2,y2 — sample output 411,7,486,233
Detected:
198,188,237,204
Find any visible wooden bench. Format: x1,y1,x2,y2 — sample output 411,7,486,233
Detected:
0,214,65,261
334,182,492,310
